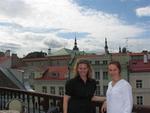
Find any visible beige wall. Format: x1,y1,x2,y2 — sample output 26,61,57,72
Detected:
130,72,150,105
33,80,66,96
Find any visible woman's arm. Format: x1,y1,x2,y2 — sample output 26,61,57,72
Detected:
123,84,133,113
91,96,106,102
63,95,70,113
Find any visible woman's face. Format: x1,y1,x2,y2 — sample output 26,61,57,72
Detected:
108,64,120,78
77,63,89,78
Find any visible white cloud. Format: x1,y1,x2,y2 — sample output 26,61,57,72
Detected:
128,38,150,52
136,6,150,17
0,0,31,18
0,0,148,57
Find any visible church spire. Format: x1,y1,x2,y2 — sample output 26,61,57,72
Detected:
119,46,121,53
75,36,77,46
104,38,109,54
73,34,79,51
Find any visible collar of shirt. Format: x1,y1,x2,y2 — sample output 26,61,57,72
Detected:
76,75,92,84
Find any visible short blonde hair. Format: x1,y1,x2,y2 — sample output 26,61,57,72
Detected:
74,59,93,78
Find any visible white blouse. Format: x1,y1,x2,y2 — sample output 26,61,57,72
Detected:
106,79,133,113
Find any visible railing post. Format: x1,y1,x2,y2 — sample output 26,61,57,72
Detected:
32,95,35,113
0,91,2,109
42,96,49,112
3,91,6,109
27,94,30,113
38,96,41,113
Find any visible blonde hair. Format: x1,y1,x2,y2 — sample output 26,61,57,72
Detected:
74,59,93,78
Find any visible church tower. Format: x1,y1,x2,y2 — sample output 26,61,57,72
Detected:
73,35,79,51
104,38,109,54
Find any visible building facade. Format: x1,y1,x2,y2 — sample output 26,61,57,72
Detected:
129,52,150,105
8,38,150,106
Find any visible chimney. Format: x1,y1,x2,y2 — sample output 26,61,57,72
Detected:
5,50,10,57
148,52,150,60
11,53,19,68
48,48,51,55
143,54,148,64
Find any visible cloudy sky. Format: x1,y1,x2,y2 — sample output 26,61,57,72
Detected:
0,0,150,57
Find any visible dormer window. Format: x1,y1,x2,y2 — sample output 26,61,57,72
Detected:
51,72,59,78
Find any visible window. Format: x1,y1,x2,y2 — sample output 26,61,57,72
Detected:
40,62,44,66
136,80,142,88
137,96,143,105
103,85,108,96
103,72,108,80
89,61,92,64
59,87,64,96
95,72,100,80
51,72,59,78
30,72,35,79
42,86,47,93
95,61,100,65
57,60,60,65
95,86,100,96
50,86,55,94
103,60,108,65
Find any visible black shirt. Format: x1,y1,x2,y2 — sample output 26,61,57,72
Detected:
65,76,96,113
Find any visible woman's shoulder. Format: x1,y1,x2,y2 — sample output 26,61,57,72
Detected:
87,78,96,84
66,77,78,85
108,81,112,86
120,79,132,88
121,79,130,84
90,78,96,82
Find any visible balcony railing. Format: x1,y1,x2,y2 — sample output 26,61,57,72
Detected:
0,87,150,113
0,87,63,113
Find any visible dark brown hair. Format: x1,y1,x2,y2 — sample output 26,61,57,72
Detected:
74,59,93,78
109,61,121,73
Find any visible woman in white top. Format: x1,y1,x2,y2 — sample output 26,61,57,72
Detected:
101,61,133,113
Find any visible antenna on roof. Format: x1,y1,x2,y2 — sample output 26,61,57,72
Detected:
125,37,128,51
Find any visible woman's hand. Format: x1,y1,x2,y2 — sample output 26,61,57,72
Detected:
101,101,107,113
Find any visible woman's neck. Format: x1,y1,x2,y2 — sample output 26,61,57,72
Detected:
112,76,121,86
80,76,87,83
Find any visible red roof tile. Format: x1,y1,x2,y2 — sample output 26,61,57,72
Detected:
22,57,48,62
128,53,144,56
47,55,70,60
129,60,150,72
36,66,68,80
112,53,127,56
77,54,104,59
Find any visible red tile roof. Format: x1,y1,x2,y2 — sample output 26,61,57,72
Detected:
22,57,48,62
77,54,104,59
128,53,144,56
22,56,71,62
47,55,70,60
112,53,128,56
36,66,68,80
129,60,150,72
0,56,11,63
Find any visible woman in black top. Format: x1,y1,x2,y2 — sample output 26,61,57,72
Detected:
63,59,105,113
